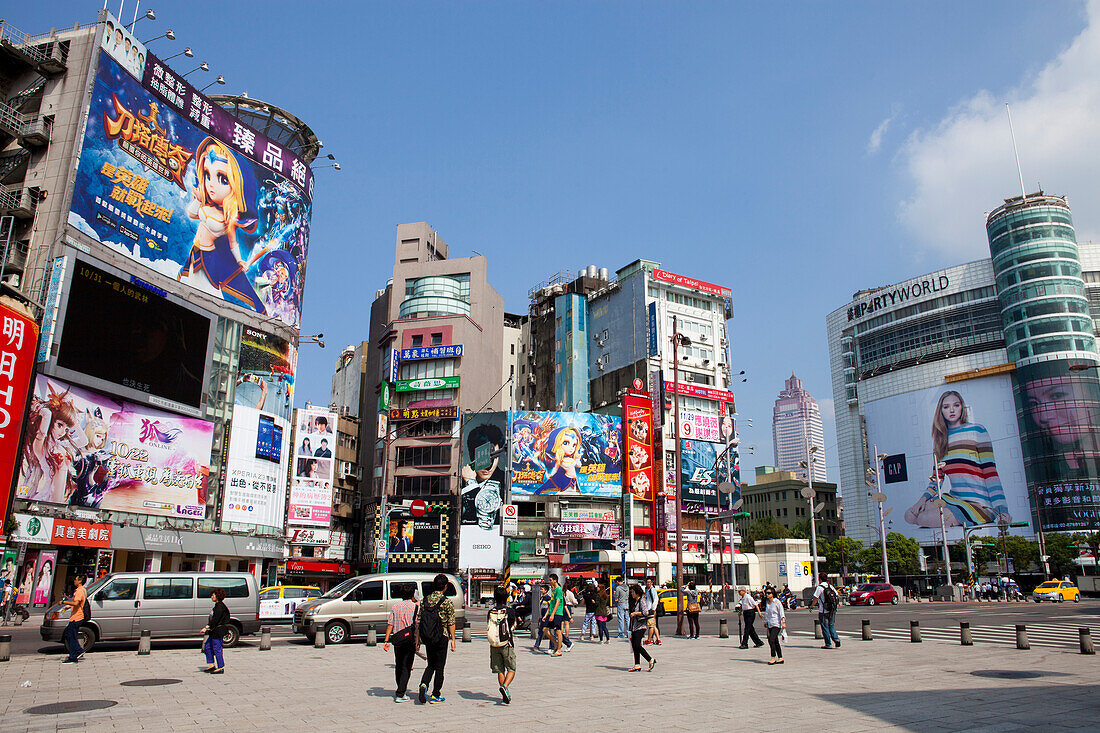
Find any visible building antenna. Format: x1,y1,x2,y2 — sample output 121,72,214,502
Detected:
1005,103,1027,200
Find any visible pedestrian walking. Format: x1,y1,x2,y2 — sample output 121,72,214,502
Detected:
581,580,598,640
417,574,457,704
682,581,701,639
487,585,517,704
594,582,611,643
532,584,552,652
810,579,841,649
382,582,418,702
1,577,11,625
627,584,657,672
762,587,786,665
60,574,87,664
614,578,630,638
201,587,229,674
541,574,566,657
643,578,661,645
736,588,764,649
561,582,577,650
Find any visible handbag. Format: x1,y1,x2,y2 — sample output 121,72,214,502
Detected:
390,623,414,646
687,602,701,613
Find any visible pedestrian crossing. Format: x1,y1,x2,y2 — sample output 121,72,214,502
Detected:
790,621,1094,650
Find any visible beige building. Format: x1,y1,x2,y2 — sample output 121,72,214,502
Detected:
742,467,841,541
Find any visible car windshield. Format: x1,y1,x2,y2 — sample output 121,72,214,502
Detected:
83,576,111,596
319,578,361,599
855,584,874,592
1036,583,1058,589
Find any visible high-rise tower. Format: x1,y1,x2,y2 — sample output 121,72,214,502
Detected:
772,373,826,482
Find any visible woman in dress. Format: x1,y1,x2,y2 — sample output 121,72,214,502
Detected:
21,386,78,504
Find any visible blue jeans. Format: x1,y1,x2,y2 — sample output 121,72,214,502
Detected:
583,612,596,637
63,620,82,661
203,637,224,668
596,616,609,641
616,607,629,636
819,612,840,647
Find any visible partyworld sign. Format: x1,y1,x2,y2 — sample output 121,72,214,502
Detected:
847,274,951,322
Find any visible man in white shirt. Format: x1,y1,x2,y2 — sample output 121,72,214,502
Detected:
736,588,764,649
643,578,661,645
810,580,841,649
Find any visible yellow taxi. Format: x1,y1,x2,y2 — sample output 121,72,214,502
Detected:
260,585,322,620
1032,580,1080,603
656,589,693,614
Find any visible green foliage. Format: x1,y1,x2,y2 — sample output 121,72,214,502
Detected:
886,532,922,575
1045,533,1080,578
788,520,810,540
741,517,789,552
820,537,863,576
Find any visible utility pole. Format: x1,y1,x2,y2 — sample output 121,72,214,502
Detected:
672,315,685,637
873,447,890,586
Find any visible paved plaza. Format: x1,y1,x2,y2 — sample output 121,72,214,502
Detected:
2,613,1098,732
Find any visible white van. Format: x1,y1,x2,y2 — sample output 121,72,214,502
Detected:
293,572,465,645
40,572,261,652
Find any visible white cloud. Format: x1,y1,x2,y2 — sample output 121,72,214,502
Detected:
898,1,1100,258
866,112,895,155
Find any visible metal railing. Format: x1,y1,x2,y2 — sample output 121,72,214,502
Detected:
0,21,48,66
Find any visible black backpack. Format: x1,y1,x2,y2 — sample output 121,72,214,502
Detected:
822,584,839,615
419,596,446,645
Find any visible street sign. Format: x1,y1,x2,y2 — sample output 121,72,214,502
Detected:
376,539,387,552
410,499,427,517
502,504,518,537
633,378,644,390
474,443,491,471
614,539,629,552
712,510,748,524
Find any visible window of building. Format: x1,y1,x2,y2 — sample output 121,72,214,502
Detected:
431,332,443,345
411,335,423,347
511,344,515,355
402,420,453,438
398,359,456,380
396,445,452,467
396,475,449,495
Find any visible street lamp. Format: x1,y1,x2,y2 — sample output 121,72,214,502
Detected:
930,461,953,586
670,316,691,635
301,333,324,349
865,447,892,585
142,29,175,44
314,153,341,171
200,75,226,93
182,62,210,78
163,47,194,62
798,445,822,587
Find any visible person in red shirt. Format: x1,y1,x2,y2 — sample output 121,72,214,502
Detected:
61,574,87,664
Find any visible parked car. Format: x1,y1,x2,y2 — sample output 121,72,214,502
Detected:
40,572,261,652
293,572,466,645
1032,580,1081,603
848,583,899,606
259,585,321,622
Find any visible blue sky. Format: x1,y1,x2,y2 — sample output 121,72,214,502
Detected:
17,1,1099,483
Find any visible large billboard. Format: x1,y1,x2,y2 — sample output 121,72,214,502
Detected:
68,29,312,328
289,408,337,528
16,375,213,518
864,375,1032,543
679,439,721,509
222,330,295,527
510,411,622,499
459,412,507,570
389,515,443,555
0,304,38,534
1013,361,1100,532
623,393,654,501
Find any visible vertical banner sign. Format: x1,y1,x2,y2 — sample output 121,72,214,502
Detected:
37,256,66,363
0,304,39,535
647,302,658,357
459,412,507,570
623,393,654,501
289,408,337,528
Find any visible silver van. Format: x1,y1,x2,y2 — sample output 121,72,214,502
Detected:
293,572,465,645
40,572,261,652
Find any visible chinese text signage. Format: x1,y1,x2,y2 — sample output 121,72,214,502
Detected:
0,304,38,533
400,345,462,360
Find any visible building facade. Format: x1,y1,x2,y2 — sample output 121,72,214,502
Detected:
772,373,826,481
2,11,323,605
828,191,1100,549
742,468,840,541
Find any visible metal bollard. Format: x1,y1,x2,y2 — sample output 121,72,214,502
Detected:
1080,628,1095,655
719,618,728,638
910,620,922,643
814,618,822,639
1016,624,1029,650
461,620,472,643
314,629,326,649
960,621,973,646
862,619,873,641
13,613,22,626
138,629,151,655
366,627,377,646
0,633,10,662
259,626,271,651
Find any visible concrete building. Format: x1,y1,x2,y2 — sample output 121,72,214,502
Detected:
828,190,1100,551
1,11,323,600
742,467,840,541
772,372,826,481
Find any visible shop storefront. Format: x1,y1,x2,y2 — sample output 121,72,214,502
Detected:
108,527,285,582
9,513,113,609
281,559,352,591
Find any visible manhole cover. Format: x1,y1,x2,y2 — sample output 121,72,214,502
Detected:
970,670,1045,679
120,678,181,687
25,700,118,715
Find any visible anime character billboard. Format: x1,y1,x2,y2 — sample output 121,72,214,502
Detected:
510,411,622,499
67,49,312,328
864,374,1033,543
15,376,213,519
459,412,507,570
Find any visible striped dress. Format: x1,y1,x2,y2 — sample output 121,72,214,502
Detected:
927,423,1008,525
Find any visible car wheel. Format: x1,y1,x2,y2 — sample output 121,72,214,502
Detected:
1034,599,1040,603
325,621,349,645
221,624,241,648
868,597,876,606
1074,595,1081,603
890,595,899,605
77,626,96,653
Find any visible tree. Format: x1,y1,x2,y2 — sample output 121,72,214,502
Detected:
1002,536,1040,573
741,517,789,552
788,520,810,540
885,532,922,575
821,537,863,579
1045,533,1080,578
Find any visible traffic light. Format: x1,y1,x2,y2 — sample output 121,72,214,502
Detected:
507,540,521,562
734,511,750,518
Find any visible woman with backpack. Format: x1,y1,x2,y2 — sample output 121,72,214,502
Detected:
382,583,419,702
627,584,657,672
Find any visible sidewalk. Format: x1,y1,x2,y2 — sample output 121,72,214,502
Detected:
1,626,1096,731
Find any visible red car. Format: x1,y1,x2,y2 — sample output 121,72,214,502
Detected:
848,583,898,606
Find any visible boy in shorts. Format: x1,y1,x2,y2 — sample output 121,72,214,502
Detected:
488,585,517,703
